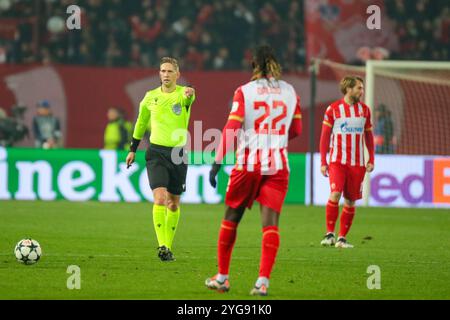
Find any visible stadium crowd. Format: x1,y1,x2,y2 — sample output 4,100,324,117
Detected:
0,0,305,71
0,0,448,69
385,0,449,61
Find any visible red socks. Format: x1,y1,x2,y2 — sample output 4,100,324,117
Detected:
326,201,356,238
339,206,356,238
259,226,280,279
326,200,339,233
217,220,238,275
217,221,280,280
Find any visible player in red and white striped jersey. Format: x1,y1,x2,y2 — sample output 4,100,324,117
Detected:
319,76,375,249
227,82,300,173
205,45,302,296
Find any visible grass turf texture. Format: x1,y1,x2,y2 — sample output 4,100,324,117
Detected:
0,201,449,300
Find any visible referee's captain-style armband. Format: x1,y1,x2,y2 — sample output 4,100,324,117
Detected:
129,138,141,153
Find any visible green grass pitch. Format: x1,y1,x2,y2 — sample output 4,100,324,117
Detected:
0,201,449,300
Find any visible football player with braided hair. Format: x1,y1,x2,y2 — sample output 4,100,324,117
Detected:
205,45,303,296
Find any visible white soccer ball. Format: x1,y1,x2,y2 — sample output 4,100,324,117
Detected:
14,239,42,265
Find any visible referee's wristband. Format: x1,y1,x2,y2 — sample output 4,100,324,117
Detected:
129,138,141,153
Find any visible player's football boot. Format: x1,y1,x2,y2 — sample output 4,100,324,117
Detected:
205,275,230,292
320,232,336,246
335,237,354,248
250,284,268,296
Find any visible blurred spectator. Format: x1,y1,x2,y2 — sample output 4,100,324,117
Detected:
103,107,130,150
356,46,372,64
185,45,205,70
32,100,61,149
0,105,29,147
372,47,390,60
0,45,6,63
118,107,133,145
355,46,390,64
374,104,395,154
213,47,232,69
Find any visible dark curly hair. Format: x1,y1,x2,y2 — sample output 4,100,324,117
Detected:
251,45,282,81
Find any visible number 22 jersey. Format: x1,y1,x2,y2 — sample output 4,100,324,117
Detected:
228,78,302,174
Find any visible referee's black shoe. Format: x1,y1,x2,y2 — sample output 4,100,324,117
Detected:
157,246,176,262
163,249,176,262
157,246,168,260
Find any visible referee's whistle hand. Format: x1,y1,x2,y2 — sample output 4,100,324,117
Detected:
184,87,195,98
126,152,135,169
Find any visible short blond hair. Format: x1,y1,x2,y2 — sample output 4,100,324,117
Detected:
340,76,364,95
160,57,179,72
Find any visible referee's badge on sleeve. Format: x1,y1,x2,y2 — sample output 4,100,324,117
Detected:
172,103,182,115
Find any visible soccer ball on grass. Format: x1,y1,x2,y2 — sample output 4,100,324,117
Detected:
14,239,42,265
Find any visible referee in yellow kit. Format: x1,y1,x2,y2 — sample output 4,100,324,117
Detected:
126,57,196,262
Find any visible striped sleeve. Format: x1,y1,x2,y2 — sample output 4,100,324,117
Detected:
323,105,334,128
228,87,245,123
293,95,302,119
